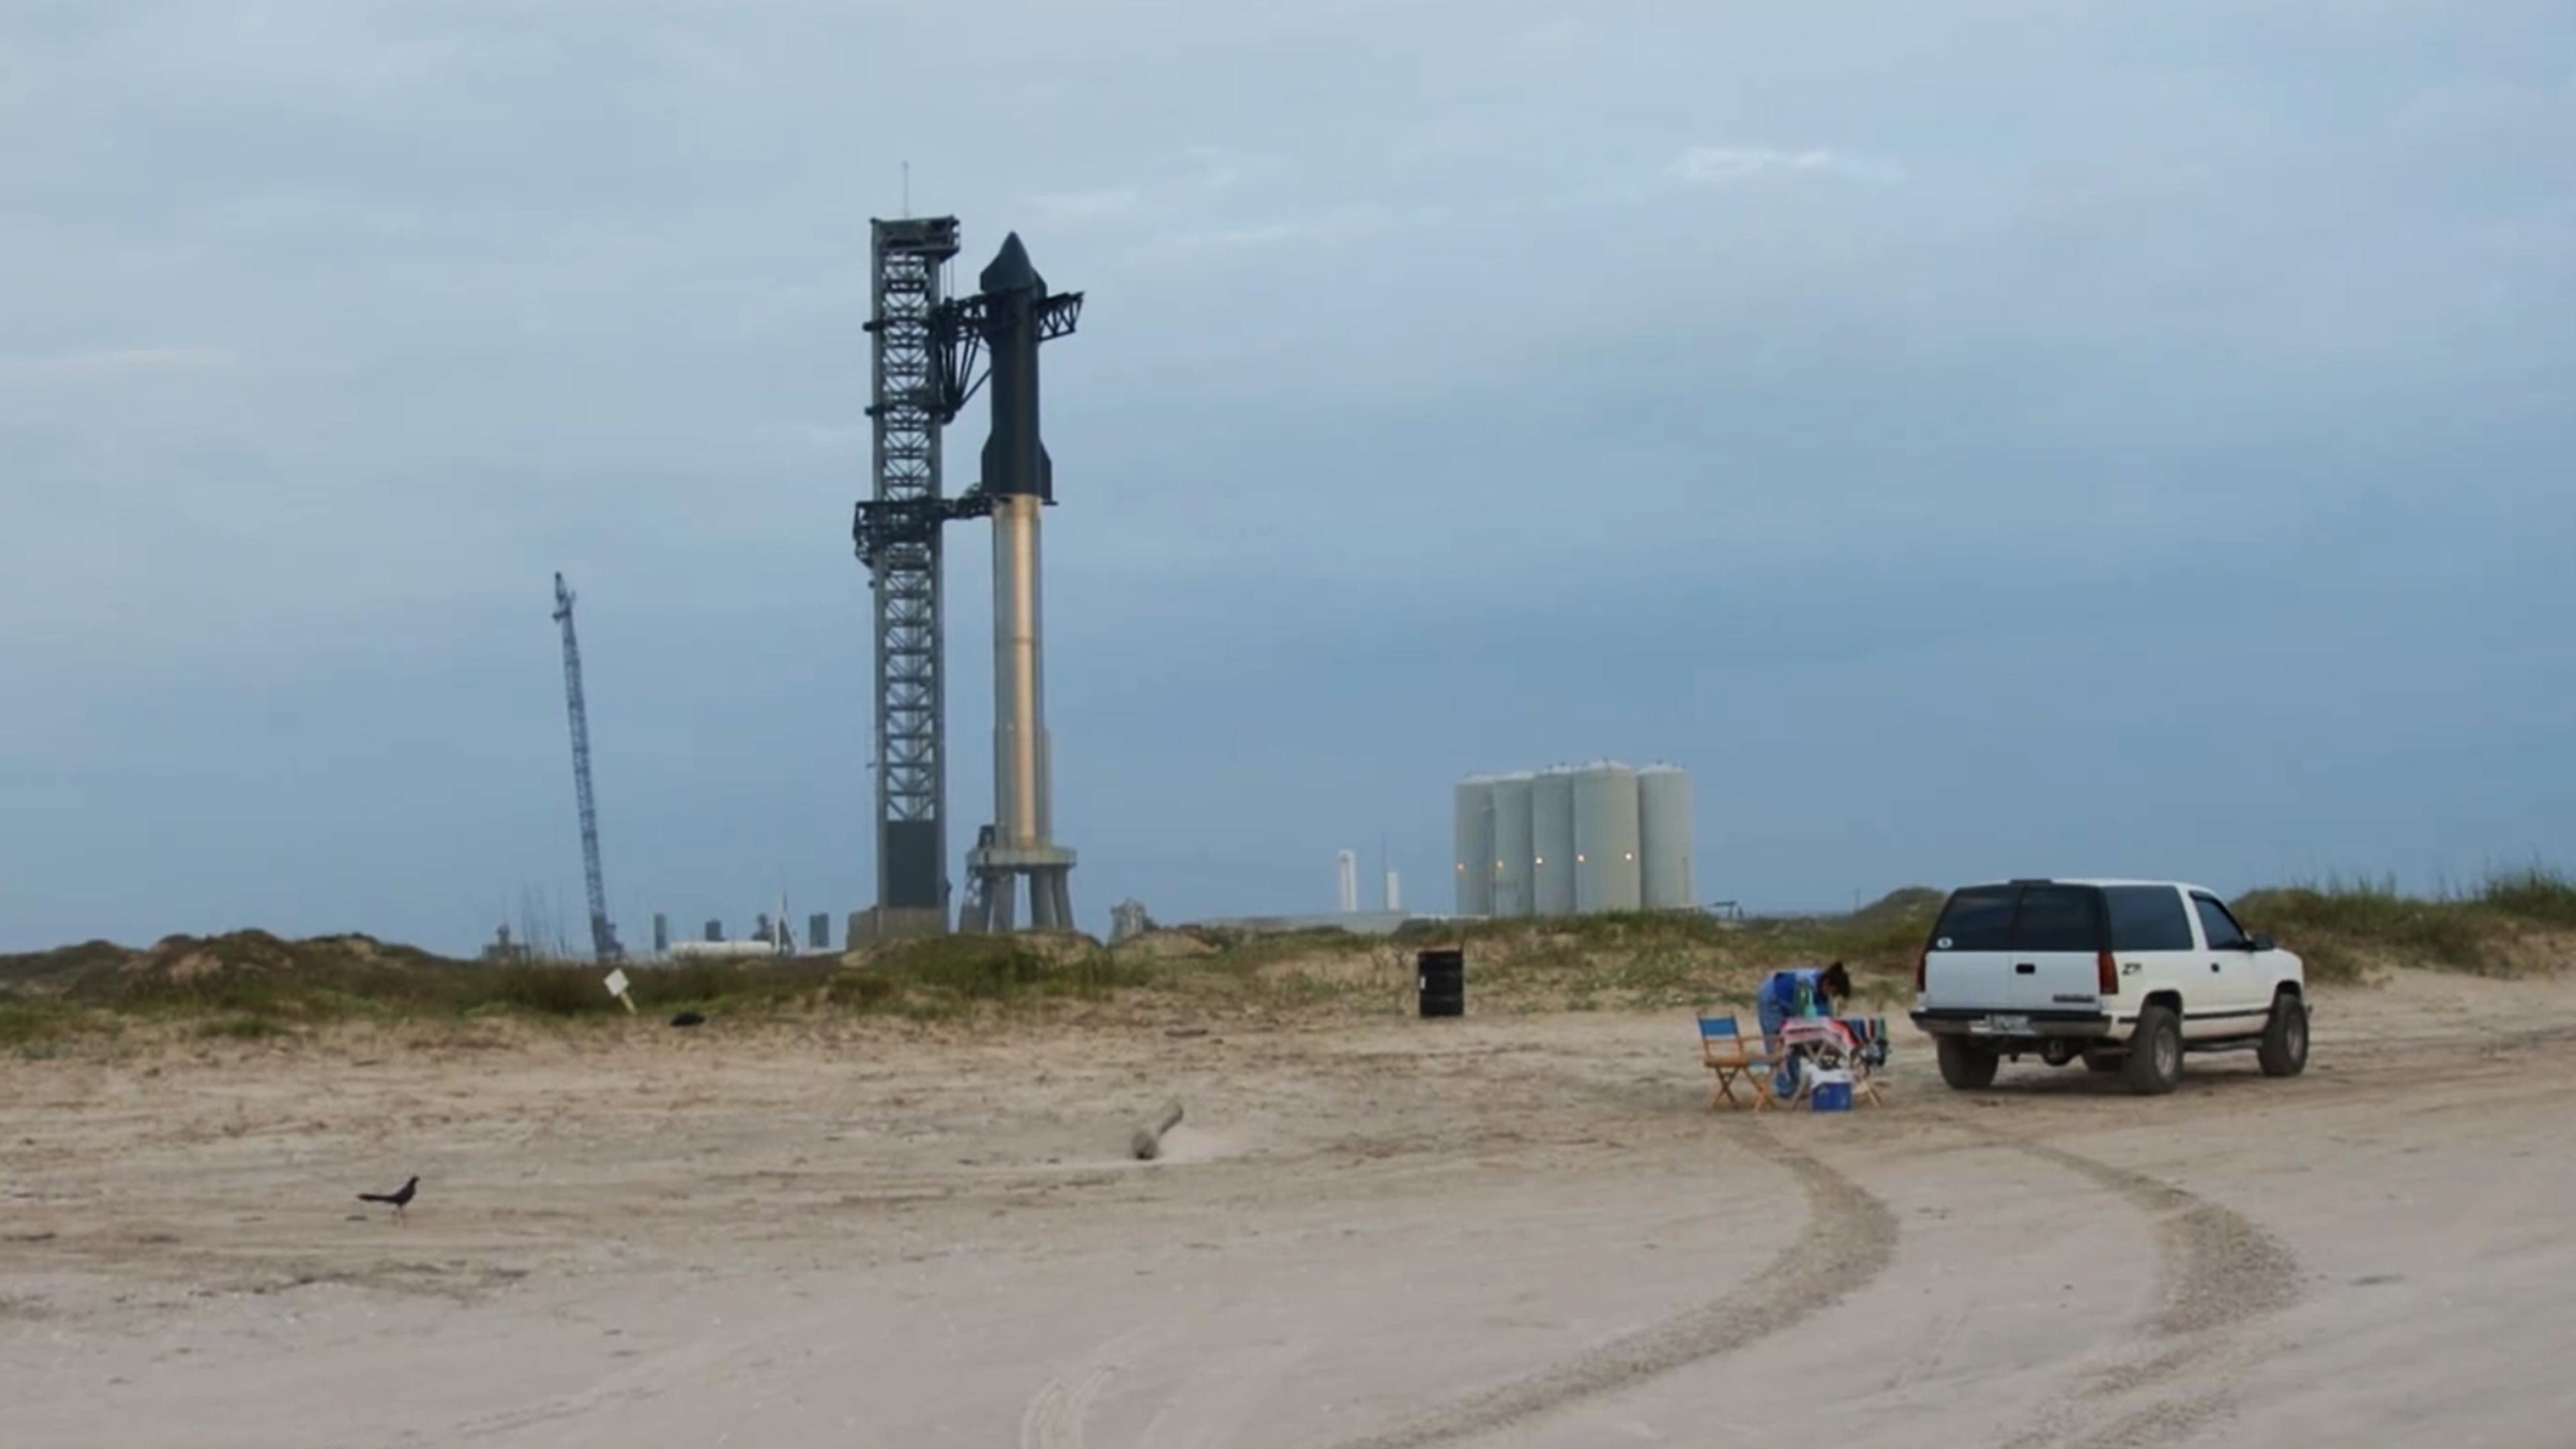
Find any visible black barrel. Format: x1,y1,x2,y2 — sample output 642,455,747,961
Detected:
1417,949,1464,1019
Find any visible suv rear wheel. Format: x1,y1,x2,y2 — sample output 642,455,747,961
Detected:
2258,992,2309,1077
2123,1004,2183,1095
1937,1036,2000,1090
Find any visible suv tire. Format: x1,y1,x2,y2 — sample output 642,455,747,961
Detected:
2123,1004,2183,1095
1937,1036,2000,1090
2258,993,2309,1078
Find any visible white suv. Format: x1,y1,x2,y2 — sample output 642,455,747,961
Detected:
1911,879,2308,1095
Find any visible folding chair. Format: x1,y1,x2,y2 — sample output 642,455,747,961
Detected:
1700,1014,1780,1111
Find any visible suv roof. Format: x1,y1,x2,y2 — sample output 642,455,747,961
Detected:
1976,878,2218,895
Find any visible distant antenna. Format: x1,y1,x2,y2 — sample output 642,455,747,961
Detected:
902,160,911,215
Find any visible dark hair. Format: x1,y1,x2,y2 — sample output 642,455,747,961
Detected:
1819,962,1852,1000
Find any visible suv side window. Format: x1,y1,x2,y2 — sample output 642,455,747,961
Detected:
2105,885,2195,951
2192,894,2251,951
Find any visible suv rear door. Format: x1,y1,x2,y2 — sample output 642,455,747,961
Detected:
2102,881,2198,1017
1923,882,2107,1014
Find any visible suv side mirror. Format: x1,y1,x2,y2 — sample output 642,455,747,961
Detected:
2248,934,2275,953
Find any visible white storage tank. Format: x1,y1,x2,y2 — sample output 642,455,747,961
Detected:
1532,767,1578,917
667,940,780,961
1638,764,1694,911
1489,772,1536,918
1452,775,1495,917
1571,760,1643,914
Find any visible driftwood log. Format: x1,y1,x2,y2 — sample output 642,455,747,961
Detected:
1130,1100,1185,1161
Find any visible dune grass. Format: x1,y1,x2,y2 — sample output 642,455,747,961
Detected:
0,998,99,1049
2233,867,2576,983
3,873,2568,1043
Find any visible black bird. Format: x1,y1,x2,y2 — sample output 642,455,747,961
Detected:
358,1175,418,1220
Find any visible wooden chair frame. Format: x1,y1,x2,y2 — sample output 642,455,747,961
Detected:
1699,1013,1780,1111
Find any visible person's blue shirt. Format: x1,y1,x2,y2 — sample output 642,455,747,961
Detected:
1756,967,1832,1095
1758,967,1827,1019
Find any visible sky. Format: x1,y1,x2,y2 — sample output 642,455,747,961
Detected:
3,1,2572,954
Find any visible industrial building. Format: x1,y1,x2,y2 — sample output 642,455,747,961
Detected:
1454,763,1694,917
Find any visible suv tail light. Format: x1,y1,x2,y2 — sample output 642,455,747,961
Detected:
2097,949,2118,997
1915,950,1929,993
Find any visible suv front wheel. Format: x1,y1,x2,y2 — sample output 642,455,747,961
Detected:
2123,1004,2184,1095
2258,992,2309,1077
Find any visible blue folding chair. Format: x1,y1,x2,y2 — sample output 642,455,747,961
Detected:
1699,1014,1779,1111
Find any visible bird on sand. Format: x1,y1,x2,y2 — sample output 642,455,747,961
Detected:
358,1176,419,1221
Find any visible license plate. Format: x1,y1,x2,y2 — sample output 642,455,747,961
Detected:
1973,1014,2031,1035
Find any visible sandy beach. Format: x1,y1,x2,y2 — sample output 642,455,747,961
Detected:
8,970,2576,1448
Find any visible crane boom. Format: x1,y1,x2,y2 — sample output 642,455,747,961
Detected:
552,572,623,963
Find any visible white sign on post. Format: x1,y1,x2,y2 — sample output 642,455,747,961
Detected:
602,968,636,1014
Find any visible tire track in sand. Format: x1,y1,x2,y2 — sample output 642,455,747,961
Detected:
1018,1364,1113,1449
1996,1142,2300,1449
1018,1326,1153,1449
1332,1125,1896,1449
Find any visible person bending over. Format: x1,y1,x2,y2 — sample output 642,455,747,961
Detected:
1757,961,1852,1097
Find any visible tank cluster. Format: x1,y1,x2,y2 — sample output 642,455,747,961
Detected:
1452,763,1693,918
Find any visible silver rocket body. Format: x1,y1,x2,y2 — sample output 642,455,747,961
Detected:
989,492,1053,851
959,233,1076,932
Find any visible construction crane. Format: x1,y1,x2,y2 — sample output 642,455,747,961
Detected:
551,572,623,963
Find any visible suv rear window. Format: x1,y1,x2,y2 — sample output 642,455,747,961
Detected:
2012,885,2103,951
1929,885,2015,950
1929,883,2106,952
2104,885,2194,951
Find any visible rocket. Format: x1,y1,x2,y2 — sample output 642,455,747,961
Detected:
965,233,1078,930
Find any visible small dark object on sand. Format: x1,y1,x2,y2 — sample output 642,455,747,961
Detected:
1131,1100,1185,1161
669,1011,706,1028
358,1175,418,1220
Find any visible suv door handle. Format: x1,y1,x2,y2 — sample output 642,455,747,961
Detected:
2015,963,2036,975
2210,962,2222,972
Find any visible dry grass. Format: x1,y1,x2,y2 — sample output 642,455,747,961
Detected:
5,873,2570,1046
2234,868,2576,983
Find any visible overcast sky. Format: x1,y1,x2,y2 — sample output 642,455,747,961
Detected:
3,1,2571,953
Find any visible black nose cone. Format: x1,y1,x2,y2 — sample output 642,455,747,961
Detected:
979,232,1044,295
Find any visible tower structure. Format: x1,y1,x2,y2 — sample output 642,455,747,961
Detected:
551,572,623,963
854,217,968,936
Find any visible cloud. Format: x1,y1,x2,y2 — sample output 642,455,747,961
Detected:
755,422,867,450
0,345,237,381
1668,146,1893,186
1152,205,1414,257
1032,186,1142,222
1181,146,1255,191
3,1,2570,953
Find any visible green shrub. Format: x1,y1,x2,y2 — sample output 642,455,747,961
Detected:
0,1000,93,1046
468,965,612,1016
